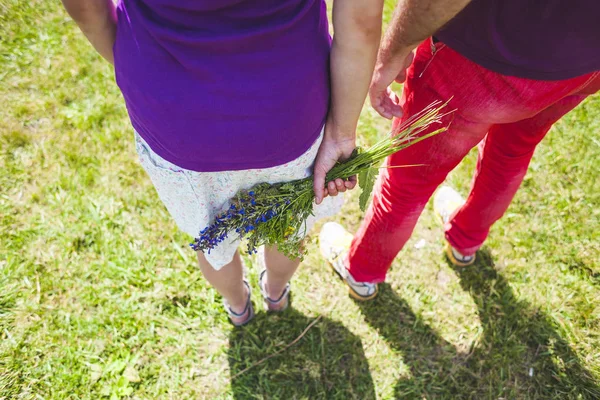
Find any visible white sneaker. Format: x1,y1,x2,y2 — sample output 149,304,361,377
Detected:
433,186,475,266
319,222,378,301
434,186,465,224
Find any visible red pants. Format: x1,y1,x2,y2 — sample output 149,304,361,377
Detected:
347,39,600,283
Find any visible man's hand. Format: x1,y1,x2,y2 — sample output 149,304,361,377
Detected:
313,124,358,205
369,0,471,119
369,49,415,120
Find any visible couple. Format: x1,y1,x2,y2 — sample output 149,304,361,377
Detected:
63,0,600,326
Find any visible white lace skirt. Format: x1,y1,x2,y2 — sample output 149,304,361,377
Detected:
135,128,343,270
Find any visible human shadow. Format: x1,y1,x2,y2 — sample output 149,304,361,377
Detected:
228,307,376,400
356,248,600,399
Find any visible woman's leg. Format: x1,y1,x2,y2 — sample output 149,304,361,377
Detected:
262,246,300,310
197,250,250,324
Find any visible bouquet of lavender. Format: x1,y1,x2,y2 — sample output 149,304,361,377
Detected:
190,101,452,259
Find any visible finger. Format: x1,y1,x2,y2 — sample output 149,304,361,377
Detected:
369,85,393,120
382,88,403,120
319,188,328,204
327,181,339,197
372,97,390,119
378,93,394,120
390,92,403,118
380,89,402,119
327,181,339,196
373,98,392,119
344,176,357,190
335,179,346,193
313,166,326,204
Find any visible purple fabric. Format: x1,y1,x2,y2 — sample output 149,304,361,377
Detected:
435,0,600,81
114,0,330,172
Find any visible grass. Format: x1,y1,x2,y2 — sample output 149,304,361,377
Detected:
1,0,599,399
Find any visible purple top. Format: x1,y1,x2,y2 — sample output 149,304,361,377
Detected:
114,0,330,172
436,0,600,80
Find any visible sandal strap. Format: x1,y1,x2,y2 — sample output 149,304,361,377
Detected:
223,280,252,317
259,269,290,305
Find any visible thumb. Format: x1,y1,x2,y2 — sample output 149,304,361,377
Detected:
369,85,388,118
370,68,396,119
313,159,326,205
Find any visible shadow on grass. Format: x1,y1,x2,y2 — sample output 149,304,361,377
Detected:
228,307,375,400
356,248,600,399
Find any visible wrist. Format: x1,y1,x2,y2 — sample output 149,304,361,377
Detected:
377,45,413,70
325,116,356,143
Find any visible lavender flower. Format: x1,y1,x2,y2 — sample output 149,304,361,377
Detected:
190,101,452,259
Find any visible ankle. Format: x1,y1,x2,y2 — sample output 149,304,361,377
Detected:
227,286,249,315
265,281,285,301
228,302,247,316
265,282,288,311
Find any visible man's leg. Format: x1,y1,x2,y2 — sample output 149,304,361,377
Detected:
345,40,497,284
346,112,491,283
342,38,597,285
445,95,588,255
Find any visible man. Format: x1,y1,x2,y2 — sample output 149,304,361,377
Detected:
319,0,600,300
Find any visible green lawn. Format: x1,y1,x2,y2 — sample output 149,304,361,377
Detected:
1,1,599,399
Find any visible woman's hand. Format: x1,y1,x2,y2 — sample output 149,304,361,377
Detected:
314,0,383,204
313,123,358,205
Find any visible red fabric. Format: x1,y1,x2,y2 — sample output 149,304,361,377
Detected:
347,40,600,284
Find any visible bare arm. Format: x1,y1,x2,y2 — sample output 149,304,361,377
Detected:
313,0,384,203
61,0,117,64
370,0,471,119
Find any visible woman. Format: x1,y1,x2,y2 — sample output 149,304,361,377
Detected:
62,0,383,325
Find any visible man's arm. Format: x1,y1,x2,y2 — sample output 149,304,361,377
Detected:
313,0,384,203
62,0,117,64
370,0,471,119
